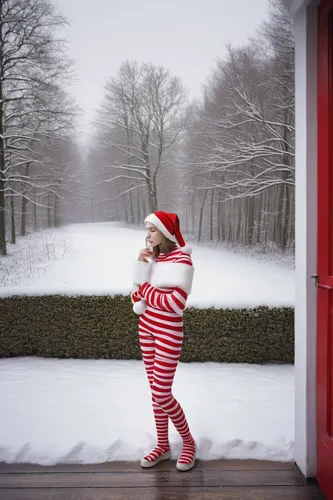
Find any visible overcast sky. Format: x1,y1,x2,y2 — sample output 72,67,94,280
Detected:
53,0,269,139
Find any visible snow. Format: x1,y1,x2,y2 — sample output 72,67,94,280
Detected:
0,357,294,464
0,228,75,288
0,223,295,464
0,222,294,308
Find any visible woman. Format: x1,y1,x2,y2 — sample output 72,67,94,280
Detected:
131,211,196,472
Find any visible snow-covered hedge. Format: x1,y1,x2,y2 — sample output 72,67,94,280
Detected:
0,295,294,363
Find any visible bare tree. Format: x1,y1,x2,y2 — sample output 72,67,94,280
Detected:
182,0,295,251
6,84,80,237
0,0,76,255
91,61,190,220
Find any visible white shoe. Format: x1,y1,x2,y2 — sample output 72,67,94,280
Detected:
176,442,196,472
141,449,171,468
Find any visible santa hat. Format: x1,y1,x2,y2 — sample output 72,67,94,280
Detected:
144,211,192,255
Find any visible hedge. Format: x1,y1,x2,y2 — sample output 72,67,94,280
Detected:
0,295,294,364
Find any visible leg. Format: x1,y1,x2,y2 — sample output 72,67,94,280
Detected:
139,328,170,466
152,332,196,471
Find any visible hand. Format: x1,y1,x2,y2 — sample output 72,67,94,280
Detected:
138,248,152,262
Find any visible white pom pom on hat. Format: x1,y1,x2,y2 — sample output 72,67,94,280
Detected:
144,211,191,254
180,244,192,255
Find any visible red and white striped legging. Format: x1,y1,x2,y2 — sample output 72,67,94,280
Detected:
133,281,195,464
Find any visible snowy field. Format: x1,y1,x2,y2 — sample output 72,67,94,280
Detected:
0,222,295,309
0,228,75,288
0,358,294,464
0,223,295,464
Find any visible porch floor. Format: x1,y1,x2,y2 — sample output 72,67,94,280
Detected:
0,459,326,499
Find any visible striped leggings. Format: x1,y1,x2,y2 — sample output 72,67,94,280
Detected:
139,315,193,450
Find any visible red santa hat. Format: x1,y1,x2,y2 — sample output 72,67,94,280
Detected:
145,211,192,255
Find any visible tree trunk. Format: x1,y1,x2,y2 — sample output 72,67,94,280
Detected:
54,193,59,227
210,188,214,241
198,189,208,242
287,189,295,249
125,195,128,222
126,126,135,223
143,145,157,214
272,186,278,245
20,163,30,237
10,189,15,244
279,99,291,251
0,18,6,255
140,187,146,221
236,203,242,242
257,195,262,244
281,184,288,250
47,193,52,227
247,197,255,245
128,191,134,224
20,194,27,236
136,189,141,224
263,192,269,251
221,198,226,242
128,190,134,223
191,193,195,234
33,186,37,231
217,191,222,241
0,176,5,255
145,176,157,214
150,181,158,213
228,200,233,242
276,184,284,249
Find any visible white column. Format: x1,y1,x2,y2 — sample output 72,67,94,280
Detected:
294,2,318,478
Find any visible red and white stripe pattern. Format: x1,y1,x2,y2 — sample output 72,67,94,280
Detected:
132,248,195,467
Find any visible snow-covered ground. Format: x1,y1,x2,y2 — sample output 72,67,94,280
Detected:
0,358,294,464
0,228,75,288
0,223,295,464
0,222,294,309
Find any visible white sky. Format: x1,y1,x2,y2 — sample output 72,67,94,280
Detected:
53,0,269,139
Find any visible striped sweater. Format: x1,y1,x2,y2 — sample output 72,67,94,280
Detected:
131,247,194,316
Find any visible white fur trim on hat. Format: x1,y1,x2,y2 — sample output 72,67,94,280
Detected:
133,300,147,315
145,214,178,244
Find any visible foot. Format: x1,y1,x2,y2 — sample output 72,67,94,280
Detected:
141,446,171,468
176,440,196,472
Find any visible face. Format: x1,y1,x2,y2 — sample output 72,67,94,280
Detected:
146,223,165,248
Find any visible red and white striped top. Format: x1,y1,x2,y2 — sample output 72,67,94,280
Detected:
132,248,193,321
